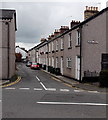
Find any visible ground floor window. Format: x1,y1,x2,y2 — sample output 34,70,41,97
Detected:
49,58,51,66
52,57,54,67
67,57,72,68
56,57,58,68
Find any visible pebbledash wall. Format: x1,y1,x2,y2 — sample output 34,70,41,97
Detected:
0,9,17,80
28,7,108,81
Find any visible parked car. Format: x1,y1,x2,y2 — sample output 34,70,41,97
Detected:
30,62,40,69
26,61,32,67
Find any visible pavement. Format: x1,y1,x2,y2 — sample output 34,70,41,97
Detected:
0,80,9,86
42,69,108,93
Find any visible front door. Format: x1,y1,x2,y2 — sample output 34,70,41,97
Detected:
76,56,80,80
61,57,63,75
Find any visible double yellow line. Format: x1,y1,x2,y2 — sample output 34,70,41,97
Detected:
0,76,21,88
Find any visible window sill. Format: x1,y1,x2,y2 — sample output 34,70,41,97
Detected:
67,67,71,69
68,47,72,49
52,51,55,53
75,45,80,47
45,52,48,54
60,49,64,51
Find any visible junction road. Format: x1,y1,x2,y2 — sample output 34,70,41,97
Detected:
2,63,107,119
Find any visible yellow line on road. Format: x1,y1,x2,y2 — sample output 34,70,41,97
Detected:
51,77,61,82
1,76,21,88
63,83,73,88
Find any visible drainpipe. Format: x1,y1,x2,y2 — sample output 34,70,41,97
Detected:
47,41,49,71
79,26,83,83
6,21,10,79
35,49,36,62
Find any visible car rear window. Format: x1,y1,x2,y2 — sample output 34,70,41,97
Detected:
32,63,38,65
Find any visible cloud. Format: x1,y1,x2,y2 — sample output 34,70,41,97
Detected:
2,1,102,50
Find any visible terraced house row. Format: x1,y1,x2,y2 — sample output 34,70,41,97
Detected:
28,6,108,82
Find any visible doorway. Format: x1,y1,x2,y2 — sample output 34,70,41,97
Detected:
76,56,80,80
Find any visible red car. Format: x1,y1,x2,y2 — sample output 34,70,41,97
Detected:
30,62,40,69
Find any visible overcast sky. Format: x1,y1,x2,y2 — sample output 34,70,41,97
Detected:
1,0,108,50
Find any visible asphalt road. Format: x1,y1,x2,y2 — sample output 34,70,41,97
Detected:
2,63,108,119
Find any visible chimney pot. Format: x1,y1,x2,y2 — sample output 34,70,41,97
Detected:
91,6,93,10
86,6,88,10
88,7,90,10
93,7,95,11
96,7,98,11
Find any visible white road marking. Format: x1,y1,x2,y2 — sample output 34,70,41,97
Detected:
34,88,42,91
40,82,47,90
36,76,40,81
74,90,84,92
37,102,108,106
46,88,56,91
88,91,100,93
5,88,15,90
60,89,69,92
19,88,30,90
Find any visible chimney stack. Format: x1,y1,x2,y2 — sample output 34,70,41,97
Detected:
48,35,51,40
47,34,54,40
84,6,99,20
70,20,80,28
54,29,60,36
51,33,54,38
40,38,46,43
60,26,69,33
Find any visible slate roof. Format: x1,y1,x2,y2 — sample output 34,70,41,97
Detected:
0,9,16,19
0,9,17,31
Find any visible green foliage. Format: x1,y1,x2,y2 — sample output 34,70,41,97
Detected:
99,70,108,87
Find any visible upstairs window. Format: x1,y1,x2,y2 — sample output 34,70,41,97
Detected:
49,43,51,52
56,40,58,51
76,30,80,46
61,37,64,50
52,41,54,51
56,57,58,68
46,45,48,52
68,33,72,48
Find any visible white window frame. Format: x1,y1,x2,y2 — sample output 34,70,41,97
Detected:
49,58,51,66
56,57,58,68
68,33,72,48
52,57,54,67
61,37,64,50
56,40,58,50
52,41,54,51
76,30,80,46
46,45,48,52
49,43,51,52
67,57,72,68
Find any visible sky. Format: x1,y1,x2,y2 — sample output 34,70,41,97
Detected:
1,0,108,50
